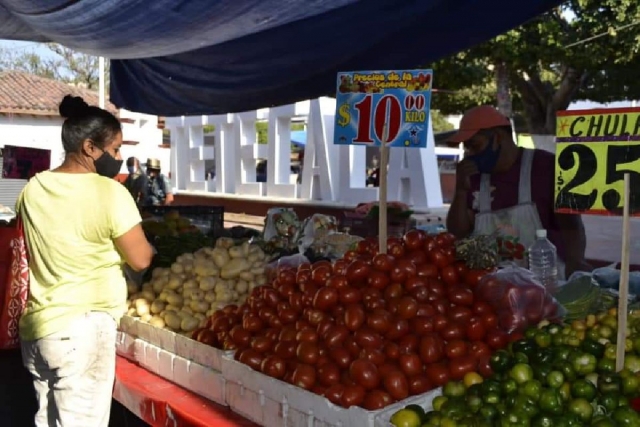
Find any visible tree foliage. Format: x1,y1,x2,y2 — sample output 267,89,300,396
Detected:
0,43,106,89
429,0,640,134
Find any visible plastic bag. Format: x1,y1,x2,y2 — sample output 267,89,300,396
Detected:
475,265,566,333
297,214,338,254
265,253,310,281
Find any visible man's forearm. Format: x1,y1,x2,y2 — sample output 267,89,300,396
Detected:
446,191,473,238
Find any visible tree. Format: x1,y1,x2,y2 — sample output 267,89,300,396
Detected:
0,43,106,89
429,0,640,135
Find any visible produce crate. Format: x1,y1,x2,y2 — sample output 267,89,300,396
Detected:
119,315,232,372
141,205,225,239
222,355,442,427
340,211,411,239
134,339,227,406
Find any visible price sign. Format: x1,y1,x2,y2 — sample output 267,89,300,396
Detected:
334,69,433,148
555,108,640,216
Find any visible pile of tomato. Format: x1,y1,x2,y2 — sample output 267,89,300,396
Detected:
200,230,526,410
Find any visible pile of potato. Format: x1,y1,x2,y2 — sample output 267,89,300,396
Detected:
127,237,268,335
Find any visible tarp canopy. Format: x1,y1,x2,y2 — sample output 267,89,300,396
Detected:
0,0,563,116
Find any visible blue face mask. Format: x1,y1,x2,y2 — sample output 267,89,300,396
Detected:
470,137,501,174
127,166,136,174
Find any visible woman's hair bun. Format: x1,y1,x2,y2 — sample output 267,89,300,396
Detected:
59,95,90,119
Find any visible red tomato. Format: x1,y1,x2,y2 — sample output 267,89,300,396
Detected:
428,249,449,269
477,355,493,377
408,374,432,395
440,322,465,341
453,262,468,280
383,283,404,300
472,300,493,316
362,390,394,410
344,304,366,331
329,347,352,369
343,250,358,262
416,303,436,317
396,296,419,320
416,263,439,279
372,253,395,272
354,328,383,349
448,306,473,324
447,286,474,306
388,243,406,258
349,359,381,390
426,278,445,296
404,276,427,293
323,384,345,405
382,369,409,400
410,316,435,336
449,355,477,381
261,355,286,379
340,384,366,408
313,287,339,311
359,348,386,367
485,327,508,350
445,340,468,359
345,260,371,284
419,334,445,364
296,342,320,365
384,342,400,360
367,270,390,290
384,318,410,341
338,287,362,305
405,251,427,266
468,341,491,359
440,265,460,286
425,362,450,387
367,309,392,334
397,335,419,355
466,317,487,341
433,314,449,331
403,229,427,251
398,353,423,377
482,313,499,330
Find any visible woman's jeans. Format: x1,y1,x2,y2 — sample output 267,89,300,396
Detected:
21,312,117,427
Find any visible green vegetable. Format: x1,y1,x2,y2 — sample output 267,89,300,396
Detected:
570,352,597,375
624,354,640,373
581,339,605,358
570,379,597,401
509,364,534,385
539,389,563,415
567,398,593,422
490,350,512,374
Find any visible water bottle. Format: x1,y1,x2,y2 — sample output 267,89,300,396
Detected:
528,229,558,291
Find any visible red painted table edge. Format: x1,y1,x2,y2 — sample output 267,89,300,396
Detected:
113,355,258,427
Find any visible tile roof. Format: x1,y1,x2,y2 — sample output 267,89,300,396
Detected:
0,71,119,117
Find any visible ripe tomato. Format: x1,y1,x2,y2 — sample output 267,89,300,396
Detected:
382,369,409,400
385,318,409,341
396,296,419,320
323,384,345,405
433,314,449,331
482,313,499,330
329,347,352,369
408,374,432,395
354,328,383,349
465,317,487,341
261,355,286,379
477,355,493,377
397,335,419,355
410,316,434,336
449,355,477,381
452,262,468,279
440,322,465,341
344,304,366,331
384,342,400,360
367,270,390,290
419,334,444,364
345,260,371,284
349,359,381,390
448,306,473,324
468,341,491,359
440,265,459,286
465,269,491,288
425,362,450,387
362,390,394,410
405,251,427,266
359,348,386,366
340,384,366,408
388,242,406,258
371,253,395,272
485,327,508,350
428,249,449,269
296,342,320,365
426,278,445,296
447,286,474,306
445,340,468,359
403,229,427,251
367,309,392,334
416,263,439,279
398,353,423,377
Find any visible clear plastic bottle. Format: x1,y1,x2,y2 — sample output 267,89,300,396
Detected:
528,229,558,291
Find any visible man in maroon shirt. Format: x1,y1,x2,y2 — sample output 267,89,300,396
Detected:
445,106,591,278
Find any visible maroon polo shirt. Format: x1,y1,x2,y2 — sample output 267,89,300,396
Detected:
465,148,567,261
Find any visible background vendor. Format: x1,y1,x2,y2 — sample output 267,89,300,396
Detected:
445,105,592,279
144,158,174,206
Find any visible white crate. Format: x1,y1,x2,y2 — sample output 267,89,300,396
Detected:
135,340,227,406
222,354,442,427
119,315,231,371
115,331,137,361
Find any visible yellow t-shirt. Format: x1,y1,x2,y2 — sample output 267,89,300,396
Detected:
16,171,142,341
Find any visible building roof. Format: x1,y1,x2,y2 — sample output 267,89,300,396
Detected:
0,71,119,117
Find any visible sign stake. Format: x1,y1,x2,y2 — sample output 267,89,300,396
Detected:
616,172,631,372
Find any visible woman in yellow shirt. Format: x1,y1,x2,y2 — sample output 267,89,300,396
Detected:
16,95,154,427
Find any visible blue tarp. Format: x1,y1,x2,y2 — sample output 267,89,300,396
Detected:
0,0,563,116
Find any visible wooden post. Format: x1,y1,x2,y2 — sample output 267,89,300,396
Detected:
616,172,631,372
378,117,390,254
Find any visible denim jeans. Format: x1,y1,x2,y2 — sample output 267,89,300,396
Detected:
21,311,117,427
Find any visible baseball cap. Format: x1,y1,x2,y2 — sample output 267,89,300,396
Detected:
446,105,511,146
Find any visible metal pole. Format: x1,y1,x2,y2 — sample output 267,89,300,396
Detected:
98,57,105,109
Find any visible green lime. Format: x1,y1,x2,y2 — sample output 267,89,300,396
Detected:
390,409,422,427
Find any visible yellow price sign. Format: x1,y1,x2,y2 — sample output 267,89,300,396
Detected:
555,108,640,216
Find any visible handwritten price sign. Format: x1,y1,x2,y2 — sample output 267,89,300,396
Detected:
555,108,640,216
333,70,433,148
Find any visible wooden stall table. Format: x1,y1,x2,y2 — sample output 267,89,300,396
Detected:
114,356,258,427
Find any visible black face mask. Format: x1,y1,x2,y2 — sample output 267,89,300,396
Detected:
94,150,123,178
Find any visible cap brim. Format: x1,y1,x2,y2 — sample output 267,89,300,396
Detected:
446,129,478,146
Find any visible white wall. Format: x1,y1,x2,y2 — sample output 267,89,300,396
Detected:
0,110,165,209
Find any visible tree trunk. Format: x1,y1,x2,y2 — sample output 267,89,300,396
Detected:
495,62,513,118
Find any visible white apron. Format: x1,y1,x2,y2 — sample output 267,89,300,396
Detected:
473,149,566,280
